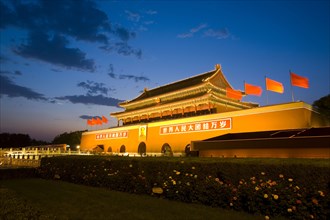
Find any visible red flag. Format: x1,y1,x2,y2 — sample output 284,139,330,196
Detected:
266,78,284,93
87,119,93,126
102,116,108,123
290,72,309,89
96,117,102,125
91,118,97,125
226,87,242,100
244,83,262,96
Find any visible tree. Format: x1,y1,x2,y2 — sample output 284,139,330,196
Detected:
0,133,48,148
52,130,85,150
313,94,330,119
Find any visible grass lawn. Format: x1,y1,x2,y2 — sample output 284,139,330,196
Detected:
0,178,285,220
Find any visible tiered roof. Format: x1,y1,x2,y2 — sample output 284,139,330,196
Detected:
111,64,258,123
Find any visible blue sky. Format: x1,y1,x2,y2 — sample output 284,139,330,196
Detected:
1,0,329,142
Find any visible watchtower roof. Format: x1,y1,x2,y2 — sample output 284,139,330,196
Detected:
119,65,226,107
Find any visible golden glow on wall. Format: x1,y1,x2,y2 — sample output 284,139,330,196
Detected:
80,101,329,157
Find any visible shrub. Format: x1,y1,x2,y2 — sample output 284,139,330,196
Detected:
38,156,330,219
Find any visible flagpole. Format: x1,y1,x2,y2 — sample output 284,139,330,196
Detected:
265,76,268,105
289,70,295,102
243,80,246,101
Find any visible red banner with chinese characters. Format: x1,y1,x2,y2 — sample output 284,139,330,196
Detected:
160,118,231,135
95,131,128,140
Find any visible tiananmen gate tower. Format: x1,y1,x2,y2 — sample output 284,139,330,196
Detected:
80,64,330,158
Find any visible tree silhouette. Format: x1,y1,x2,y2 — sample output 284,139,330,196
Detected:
52,130,85,150
313,94,330,119
0,133,47,148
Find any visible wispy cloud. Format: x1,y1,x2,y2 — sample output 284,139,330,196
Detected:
115,26,137,42
77,80,115,95
0,74,47,101
125,10,141,22
204,28,231,39
107,64,150,82
0,70,22,76
124,8,157,32
146,10,157,15
177,24,208,38
119,74,150,82
107,64,116,79
178,24,232,40
100,42,142,59
79,115,102,120
55,94,123,107
177,32,194,39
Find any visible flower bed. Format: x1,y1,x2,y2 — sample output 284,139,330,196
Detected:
38,156,330,219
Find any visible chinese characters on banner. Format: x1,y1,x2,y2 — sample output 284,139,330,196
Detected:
95,131,128,140
160,118,231,135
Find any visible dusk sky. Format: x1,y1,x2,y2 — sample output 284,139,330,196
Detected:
0,0,329,142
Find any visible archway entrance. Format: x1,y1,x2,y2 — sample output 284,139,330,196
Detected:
138,142,146,156
161,143,173,156
107,146,112,153
185,144,191,156
120,145,126,153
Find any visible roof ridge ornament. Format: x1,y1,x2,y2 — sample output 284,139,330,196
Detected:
215,64,221,70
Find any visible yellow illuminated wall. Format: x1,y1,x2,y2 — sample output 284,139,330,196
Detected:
80,102,329,155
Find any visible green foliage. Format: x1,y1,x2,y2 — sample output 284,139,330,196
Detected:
52,130,85,150
313,94,330,119
38,156,330,220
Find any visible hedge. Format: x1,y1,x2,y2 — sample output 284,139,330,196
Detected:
38,156,330,219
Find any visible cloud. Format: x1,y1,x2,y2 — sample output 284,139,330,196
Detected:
119,74,150,82
101,42,142,59
0,1,16,29
108,73,117,79
106,64,150,82
146,10,157,15
14,31,96,71
51,68,62,73
1,0,111,44
107,64,115,78
177,24,208,38
14,71,22,75
0,70,21,76
0,74,47,101
191,24,208,33
124,9,157,32
125,10,141,22
1,0,142,66
79,115,102,120
115,26,136,42
177,33,193,39
77,80,115,95
178,24,231,40
204,28,231,39
56,94,124,107
144,21,154,25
